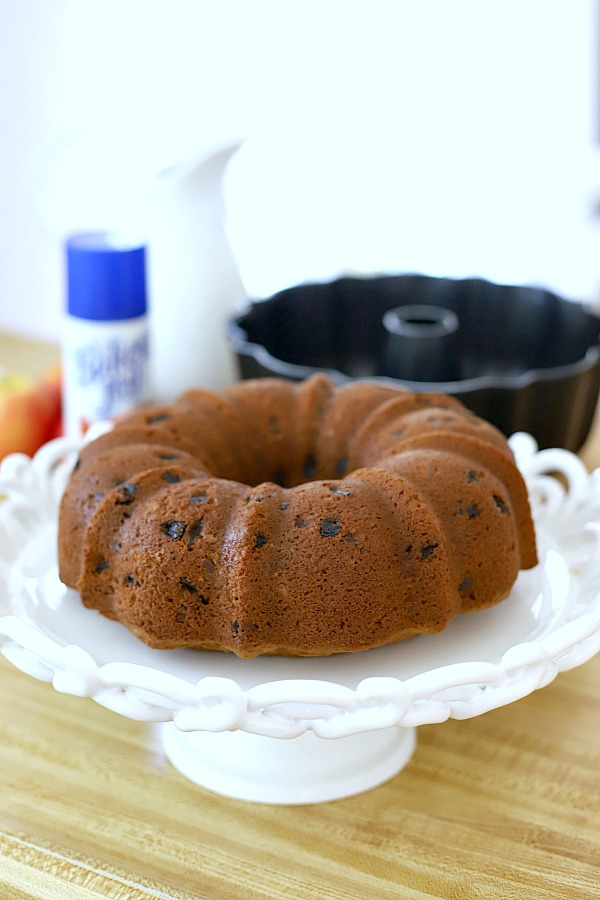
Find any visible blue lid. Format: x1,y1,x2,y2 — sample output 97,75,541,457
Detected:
66,232,147,321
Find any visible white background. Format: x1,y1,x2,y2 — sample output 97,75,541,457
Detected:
1,0,600,345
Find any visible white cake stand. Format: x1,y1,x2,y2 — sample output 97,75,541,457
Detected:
1,432,599,805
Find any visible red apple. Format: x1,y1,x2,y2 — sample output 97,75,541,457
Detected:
0,367,63,461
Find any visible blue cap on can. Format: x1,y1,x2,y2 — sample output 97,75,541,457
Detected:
66,232,147,321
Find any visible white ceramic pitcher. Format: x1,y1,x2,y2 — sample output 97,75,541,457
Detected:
147,140,245,401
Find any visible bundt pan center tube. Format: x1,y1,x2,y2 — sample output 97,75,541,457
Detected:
58,374,538,659
382,304,460,382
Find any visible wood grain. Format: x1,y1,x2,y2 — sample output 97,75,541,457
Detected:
1,653,599,898
0,331,599,898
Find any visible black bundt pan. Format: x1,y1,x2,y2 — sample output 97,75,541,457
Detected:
227,274,600,451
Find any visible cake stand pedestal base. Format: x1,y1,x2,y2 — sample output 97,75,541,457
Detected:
161,723,417,805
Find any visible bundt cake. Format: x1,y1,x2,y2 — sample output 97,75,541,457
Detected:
58,374,538,658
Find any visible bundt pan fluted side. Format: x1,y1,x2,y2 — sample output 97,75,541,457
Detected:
227,275,600,452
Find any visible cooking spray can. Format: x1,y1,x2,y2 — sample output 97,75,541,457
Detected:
62,232,149,439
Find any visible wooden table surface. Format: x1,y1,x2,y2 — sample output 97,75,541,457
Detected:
1,333,599,899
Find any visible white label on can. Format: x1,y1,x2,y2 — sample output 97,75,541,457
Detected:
62,315,149,439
